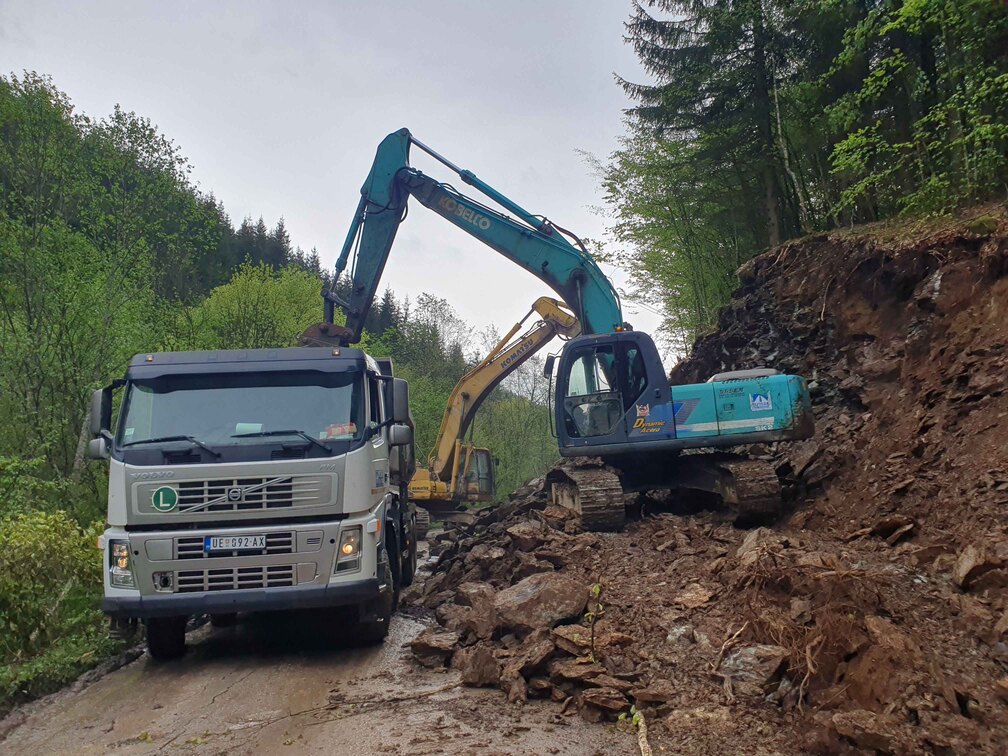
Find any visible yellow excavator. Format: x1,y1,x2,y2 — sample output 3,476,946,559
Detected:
409,296,579,537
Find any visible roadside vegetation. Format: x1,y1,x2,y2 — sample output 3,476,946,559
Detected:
0,73,555,710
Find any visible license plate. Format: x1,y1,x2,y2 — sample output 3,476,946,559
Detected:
204,535,266,552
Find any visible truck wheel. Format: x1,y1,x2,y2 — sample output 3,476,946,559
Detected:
415,506,430,540
145,616,186,661
400,514,418,587
387,530,402,613
356,541,395,645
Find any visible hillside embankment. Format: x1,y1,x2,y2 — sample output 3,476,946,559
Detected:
406,206,1008,754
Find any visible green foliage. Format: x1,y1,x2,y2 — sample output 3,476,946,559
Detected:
0,511,102,662
165,262,328,351
606,0,1008,348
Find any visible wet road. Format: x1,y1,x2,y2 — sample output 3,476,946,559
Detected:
0,611,632,755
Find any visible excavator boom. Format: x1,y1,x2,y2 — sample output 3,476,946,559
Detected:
427,297,578,482
323,129,622,342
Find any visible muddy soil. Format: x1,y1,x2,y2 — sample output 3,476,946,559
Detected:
0,550,633,756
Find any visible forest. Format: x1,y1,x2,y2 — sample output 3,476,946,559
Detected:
599,0,1007,352
0,72,555,705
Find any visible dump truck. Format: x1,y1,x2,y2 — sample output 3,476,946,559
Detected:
86,346,417,660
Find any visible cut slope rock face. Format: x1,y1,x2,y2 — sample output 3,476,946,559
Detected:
406,207,1008,754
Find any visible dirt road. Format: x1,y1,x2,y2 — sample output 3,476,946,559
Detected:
0,583,632,756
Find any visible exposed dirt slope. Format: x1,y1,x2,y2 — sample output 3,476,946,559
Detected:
406,206,1008,754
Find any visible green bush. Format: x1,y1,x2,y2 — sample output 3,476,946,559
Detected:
0,510,103,663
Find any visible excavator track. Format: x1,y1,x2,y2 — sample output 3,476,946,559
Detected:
659,452,782,521
546,464,625,532
414,506,431,541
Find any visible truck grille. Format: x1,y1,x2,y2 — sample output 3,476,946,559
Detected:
174,531,295,559
174,476,325,512
175,565,296,592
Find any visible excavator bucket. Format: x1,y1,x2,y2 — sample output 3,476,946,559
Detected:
298,321,355,348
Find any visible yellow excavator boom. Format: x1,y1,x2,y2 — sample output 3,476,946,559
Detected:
426,296,579,485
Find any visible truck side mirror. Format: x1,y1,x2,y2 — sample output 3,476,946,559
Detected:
86,436,110,460
89,387,112,438
392,378,410,424
389,423,413,447
543,354,555,379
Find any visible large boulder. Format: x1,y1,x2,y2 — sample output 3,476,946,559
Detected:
411,627,459,668
494,572,588,632
452,643,502,687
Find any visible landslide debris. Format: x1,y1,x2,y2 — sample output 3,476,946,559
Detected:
405,207,1008,754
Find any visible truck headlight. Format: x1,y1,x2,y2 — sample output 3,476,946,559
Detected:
109,540,135,588
336,527,361,573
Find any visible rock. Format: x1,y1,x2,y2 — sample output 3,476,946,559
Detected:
666,624,696,644
455,581,496,609
435,602,496,641
494,572,587,632
452,643,501,687
506,520,548,551
528,676,552,696
996,677,1008,704
580,687,630,717
504,672,528,703
632,681,677,704
790,598,813,625
549,658,605,684
411,627,459,668
952,544,1002,589
513,551,555,579
466,543,507,570
831,709,899,753
736,528,788,567
586,674,634,694
716,644,788,698
552,623,633,655
502,634,556,679
674,583,716,609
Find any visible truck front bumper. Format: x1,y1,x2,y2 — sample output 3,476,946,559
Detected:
102,578,383,619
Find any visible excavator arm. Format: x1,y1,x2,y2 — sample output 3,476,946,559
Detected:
321,129,622,342
427,296,578,484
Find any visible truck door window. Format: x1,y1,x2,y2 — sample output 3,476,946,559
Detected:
368,375,383,429
563,346,622,437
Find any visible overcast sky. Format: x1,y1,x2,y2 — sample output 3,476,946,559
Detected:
0,1,666,357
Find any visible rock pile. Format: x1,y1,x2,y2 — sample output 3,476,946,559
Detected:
406,208,1008,753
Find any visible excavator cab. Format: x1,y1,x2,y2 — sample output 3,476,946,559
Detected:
552,331,671,453
462,446,496,500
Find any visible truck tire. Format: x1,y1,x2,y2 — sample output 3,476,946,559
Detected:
356,541,395,645
400,513,418,587
145,616,186,661
415,506,430,540
387,530,402,613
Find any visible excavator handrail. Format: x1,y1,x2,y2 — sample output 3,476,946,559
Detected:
323,128,622,343
425,296,579,482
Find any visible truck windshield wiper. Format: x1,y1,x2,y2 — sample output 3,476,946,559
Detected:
121,435,221,458
230,429,330,453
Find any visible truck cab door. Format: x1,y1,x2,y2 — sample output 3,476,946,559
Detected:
368,374,390,496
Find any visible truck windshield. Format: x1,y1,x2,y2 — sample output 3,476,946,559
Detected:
116,371,364,449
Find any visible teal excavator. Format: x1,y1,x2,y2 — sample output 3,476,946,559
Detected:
303,129,813,530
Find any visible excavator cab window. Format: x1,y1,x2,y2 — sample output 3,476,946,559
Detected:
621,344,648,411
563,345,623,438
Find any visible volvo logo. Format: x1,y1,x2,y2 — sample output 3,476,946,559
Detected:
227,487,243,502
130,471,175,480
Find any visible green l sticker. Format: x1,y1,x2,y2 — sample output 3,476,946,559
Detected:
151,486,179,512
